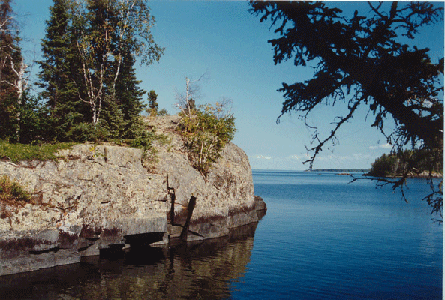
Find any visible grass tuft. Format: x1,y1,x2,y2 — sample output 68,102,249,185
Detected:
0,175,30,204
0,140,76,163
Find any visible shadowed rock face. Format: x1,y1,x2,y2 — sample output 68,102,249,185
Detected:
0,222,262,300
0,116,266,276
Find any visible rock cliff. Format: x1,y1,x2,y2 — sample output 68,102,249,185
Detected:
0,115,266,276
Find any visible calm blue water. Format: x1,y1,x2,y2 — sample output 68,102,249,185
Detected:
0,170,442,299
230,170,443,300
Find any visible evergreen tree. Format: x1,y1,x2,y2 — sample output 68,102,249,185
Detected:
147,90,158,116
114,47,146,138
17,92,53,144
38,0,89,141
38,1,68,139
38,0,71,110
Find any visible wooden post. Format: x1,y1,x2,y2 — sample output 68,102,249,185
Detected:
167,175,176,224
180,195,197,242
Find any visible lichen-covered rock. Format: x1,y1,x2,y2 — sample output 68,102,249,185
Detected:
0,115,265,276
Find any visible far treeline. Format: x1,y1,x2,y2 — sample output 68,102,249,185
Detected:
369,149,443,178
0,0,164,144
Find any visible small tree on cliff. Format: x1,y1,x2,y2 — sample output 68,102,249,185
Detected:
176,74,235,174
180,101,235,175
147,90,158,116
176,74,207,118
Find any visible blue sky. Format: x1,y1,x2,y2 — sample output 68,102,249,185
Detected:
14,1,444,170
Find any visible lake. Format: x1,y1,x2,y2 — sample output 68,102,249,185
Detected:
0,170,442,299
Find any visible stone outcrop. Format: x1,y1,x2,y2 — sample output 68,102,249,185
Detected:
0,115,266,276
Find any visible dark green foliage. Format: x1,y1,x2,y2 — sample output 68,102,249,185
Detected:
37,0,86,142
147,90,158,116
16,93,54,144
369,154,398,178
158,108,168,116
37,0,79,109
112,49,146,139
1,92,54,144
0,93,18,140
370,149,443,178
129,130,153,151
64,121,110,143
99,93,126,139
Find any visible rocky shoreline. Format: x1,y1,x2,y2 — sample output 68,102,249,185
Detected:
0,219,265,299
0,194,266,277
0,116,266,276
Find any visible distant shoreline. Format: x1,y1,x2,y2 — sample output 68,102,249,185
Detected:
252,169,370,173
252,169,442,179
306,169,371,173
365,171,443,179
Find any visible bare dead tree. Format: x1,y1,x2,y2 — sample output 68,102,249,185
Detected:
175,72,208,117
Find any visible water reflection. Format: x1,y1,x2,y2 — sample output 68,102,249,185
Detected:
0,222,259,300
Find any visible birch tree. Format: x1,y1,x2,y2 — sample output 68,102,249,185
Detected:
0,0,27,141
39,0,163,139
68,0,163,126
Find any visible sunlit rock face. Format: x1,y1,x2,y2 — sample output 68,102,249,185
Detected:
0,116,265,276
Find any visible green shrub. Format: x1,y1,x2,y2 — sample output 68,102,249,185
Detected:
65,122,110,143
0,140,75,162
130,130,153,151
179,103,236,175
0,175,30,203
158,109,168,116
